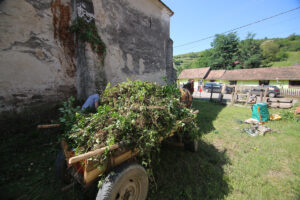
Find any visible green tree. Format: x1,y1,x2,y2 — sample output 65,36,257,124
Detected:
238,33,264,68
210,33,240,69
191,49,214,68
260,40,280,62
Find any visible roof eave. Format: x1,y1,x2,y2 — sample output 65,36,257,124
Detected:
158,0,174,16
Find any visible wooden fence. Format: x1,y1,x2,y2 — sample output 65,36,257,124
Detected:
280,88,300,96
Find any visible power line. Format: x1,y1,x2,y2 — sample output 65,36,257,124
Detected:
174,6,300,48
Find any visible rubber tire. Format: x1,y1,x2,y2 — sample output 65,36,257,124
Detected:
184,139,199,152
269,93,275,98
54,151,71,183
96,163,148,200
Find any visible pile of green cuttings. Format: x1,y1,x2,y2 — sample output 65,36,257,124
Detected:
64,80,199,165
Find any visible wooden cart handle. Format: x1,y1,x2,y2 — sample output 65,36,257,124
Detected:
68,143,120,165
192,110,199,114
37,124,60,129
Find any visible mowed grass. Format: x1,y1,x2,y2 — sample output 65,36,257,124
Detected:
195,101,300,200
1,102,299,199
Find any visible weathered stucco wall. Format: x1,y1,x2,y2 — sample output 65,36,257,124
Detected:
93,0,174,86
0,0,76,114
0,0,174,115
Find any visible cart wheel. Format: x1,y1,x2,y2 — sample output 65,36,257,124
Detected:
184,139,199,152
96,163,148,200
55,151,71,183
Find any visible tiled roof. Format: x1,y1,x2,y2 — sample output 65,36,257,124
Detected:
205,70,226,80
178,67,210,79
220,65,300,80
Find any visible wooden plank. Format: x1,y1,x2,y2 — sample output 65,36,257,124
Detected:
279,103,293,109
268,98,293,103
37,124,60,129
84,166,105,187
270,103,293,108
237,100,246,103
111,149,139,167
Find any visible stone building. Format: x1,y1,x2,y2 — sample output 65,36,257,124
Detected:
0,0,175,115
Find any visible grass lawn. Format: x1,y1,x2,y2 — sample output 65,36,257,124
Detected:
1,102,299,199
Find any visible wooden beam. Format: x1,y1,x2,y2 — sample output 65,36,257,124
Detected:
37,124,60,129
68,143,120,165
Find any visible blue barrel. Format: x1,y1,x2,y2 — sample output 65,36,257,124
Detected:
252,103,269,122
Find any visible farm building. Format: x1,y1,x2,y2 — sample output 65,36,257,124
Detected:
0,0,175,116
219,65,300,88
177,67,210,90
178,65,300,93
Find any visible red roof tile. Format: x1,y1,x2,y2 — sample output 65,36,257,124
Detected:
220,65,300,80
178,67,210,79
205,70,226,80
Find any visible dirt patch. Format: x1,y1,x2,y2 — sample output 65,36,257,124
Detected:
266,159,293,181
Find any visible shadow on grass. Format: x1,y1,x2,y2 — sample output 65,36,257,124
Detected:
148,101,231,199
149,141,230,200
193,100,226,135
0,106,92,200
0,101,228,200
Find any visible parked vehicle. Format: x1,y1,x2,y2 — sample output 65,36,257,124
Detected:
204,82,233,94
243,85,280,98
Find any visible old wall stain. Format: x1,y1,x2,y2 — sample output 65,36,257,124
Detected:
51,0,76,77
97,0,174,84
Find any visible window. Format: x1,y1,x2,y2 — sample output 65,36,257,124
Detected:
289,80,300,87
229,81,237,85
259,80,269,85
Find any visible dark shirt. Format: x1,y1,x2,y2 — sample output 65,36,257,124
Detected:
183,82,194,94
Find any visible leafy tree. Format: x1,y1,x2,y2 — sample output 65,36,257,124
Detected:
275,50,288,61
191,49,214,68
210,33,240,69
237,33,264,68
260,40,280,62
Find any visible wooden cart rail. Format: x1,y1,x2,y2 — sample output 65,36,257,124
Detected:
68,143,121,165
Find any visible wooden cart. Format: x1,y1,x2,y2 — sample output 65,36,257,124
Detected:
40,110,198,199
57,140,149,199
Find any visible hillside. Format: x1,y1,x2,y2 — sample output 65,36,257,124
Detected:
174,34,300,75
271,51,300,67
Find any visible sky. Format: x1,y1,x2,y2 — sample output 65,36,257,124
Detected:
163,0,300,56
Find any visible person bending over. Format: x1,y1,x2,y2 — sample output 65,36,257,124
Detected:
81,93,100,111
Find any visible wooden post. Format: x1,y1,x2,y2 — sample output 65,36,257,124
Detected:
245,92,250,106
230,86,236,106
210,85,213,102
263,88,268,102
219,84,226,104
259,90,263,103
